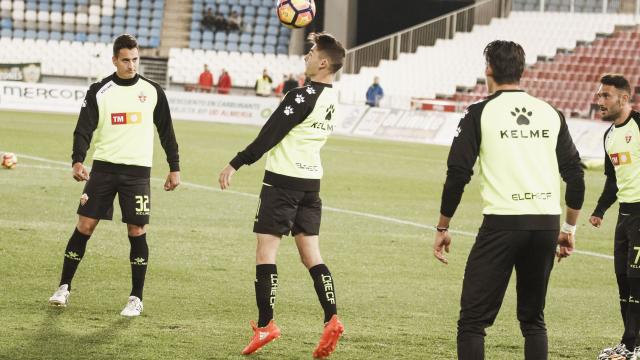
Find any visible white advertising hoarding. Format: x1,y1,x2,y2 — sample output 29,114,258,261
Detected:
0,81,611,159
165,90,279,126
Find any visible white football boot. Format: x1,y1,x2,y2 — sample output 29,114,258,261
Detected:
120,296,143,317
598,343,634,360
48,284,70,307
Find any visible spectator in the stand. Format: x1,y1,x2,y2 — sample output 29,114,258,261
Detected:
227,10,242,31
275,75,287,98
366,76,384,107
244,21,253,34
198,64,214,93
283,73,299,95
218,69,232,94
213,11,227,31
255,69,273,97
202,7,215,31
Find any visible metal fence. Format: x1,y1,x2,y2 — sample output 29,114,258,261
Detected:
342,0,511,75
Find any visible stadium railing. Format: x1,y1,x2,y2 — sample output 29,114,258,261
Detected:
342,0,510,75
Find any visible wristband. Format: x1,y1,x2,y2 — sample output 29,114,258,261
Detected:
436,226,448,233
560,222,576,236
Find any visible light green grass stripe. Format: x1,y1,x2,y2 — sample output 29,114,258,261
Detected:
15,152,614,261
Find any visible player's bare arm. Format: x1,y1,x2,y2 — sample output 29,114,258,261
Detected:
218,164,236,190
589,215,603,227
433,214,452,265
72,162,90,181
557,207,580,262
164,171,181,191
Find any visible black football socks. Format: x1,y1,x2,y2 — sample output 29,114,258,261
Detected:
59,228,91,290
255,264,278,327
309,264,338,323
128,233,148,300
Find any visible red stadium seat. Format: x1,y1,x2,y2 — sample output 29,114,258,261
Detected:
450,27,640,119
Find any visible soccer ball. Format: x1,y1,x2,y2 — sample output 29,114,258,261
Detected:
1,152,17,169
276,0,316,29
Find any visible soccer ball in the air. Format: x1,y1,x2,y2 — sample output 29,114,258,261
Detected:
1,152,17,169
276,0,316,29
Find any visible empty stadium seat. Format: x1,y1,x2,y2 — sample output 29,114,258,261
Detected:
227,32,239,43
251,43,263,53
337,11,638,110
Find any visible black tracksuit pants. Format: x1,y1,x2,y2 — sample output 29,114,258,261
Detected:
457,227,557,360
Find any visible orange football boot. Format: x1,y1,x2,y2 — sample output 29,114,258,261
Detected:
313,315,344,359
241,320,281,355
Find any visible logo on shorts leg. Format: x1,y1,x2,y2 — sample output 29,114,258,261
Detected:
79,193,89,206
135,195,150,215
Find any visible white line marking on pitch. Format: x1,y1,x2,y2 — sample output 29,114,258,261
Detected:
14,153,614,260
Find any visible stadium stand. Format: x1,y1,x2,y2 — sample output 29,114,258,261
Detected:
453,26,640,117
0,36,114,77
0,0,301,88
0,0,164,48
189,0,291,55
167,47,305,88
335,11,638,110
513,0,627,13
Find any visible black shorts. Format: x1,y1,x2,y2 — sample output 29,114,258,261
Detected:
77,171,151,225
614,212,640,277
253,184,321,236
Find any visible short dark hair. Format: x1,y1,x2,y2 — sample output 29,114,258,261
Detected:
484,40,525,85
113,34,138,57
600,73,631,94
308,32,346,74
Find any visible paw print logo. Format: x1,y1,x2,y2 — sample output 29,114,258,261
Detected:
325,105,335,121
305,87,316,95
295,94,305,104
284,106,294,116
511,107,532,125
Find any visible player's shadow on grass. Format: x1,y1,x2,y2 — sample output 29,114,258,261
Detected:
1,309,132,360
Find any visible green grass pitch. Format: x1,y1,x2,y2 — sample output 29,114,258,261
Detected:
0,110,623,359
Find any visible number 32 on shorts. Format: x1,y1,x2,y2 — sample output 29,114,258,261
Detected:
135,195,150,215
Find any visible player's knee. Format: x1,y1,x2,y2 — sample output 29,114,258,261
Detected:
299,254,322,269
76,220,97,235
519,320,546,337
457,322,487,338
127,224,146,237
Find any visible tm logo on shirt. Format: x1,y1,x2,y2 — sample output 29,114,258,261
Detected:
111,112,143,125
611,152,632,166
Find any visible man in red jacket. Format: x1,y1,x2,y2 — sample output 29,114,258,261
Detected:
217,69,231,94
198,64,213,92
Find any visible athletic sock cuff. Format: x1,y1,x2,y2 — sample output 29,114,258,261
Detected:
73,228,91,241
128,233,147,242
309,264,330,277
256,264,277,277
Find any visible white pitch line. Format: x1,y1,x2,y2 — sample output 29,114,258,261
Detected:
324,146,442,163
19,164,70,171
14,152,614,260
